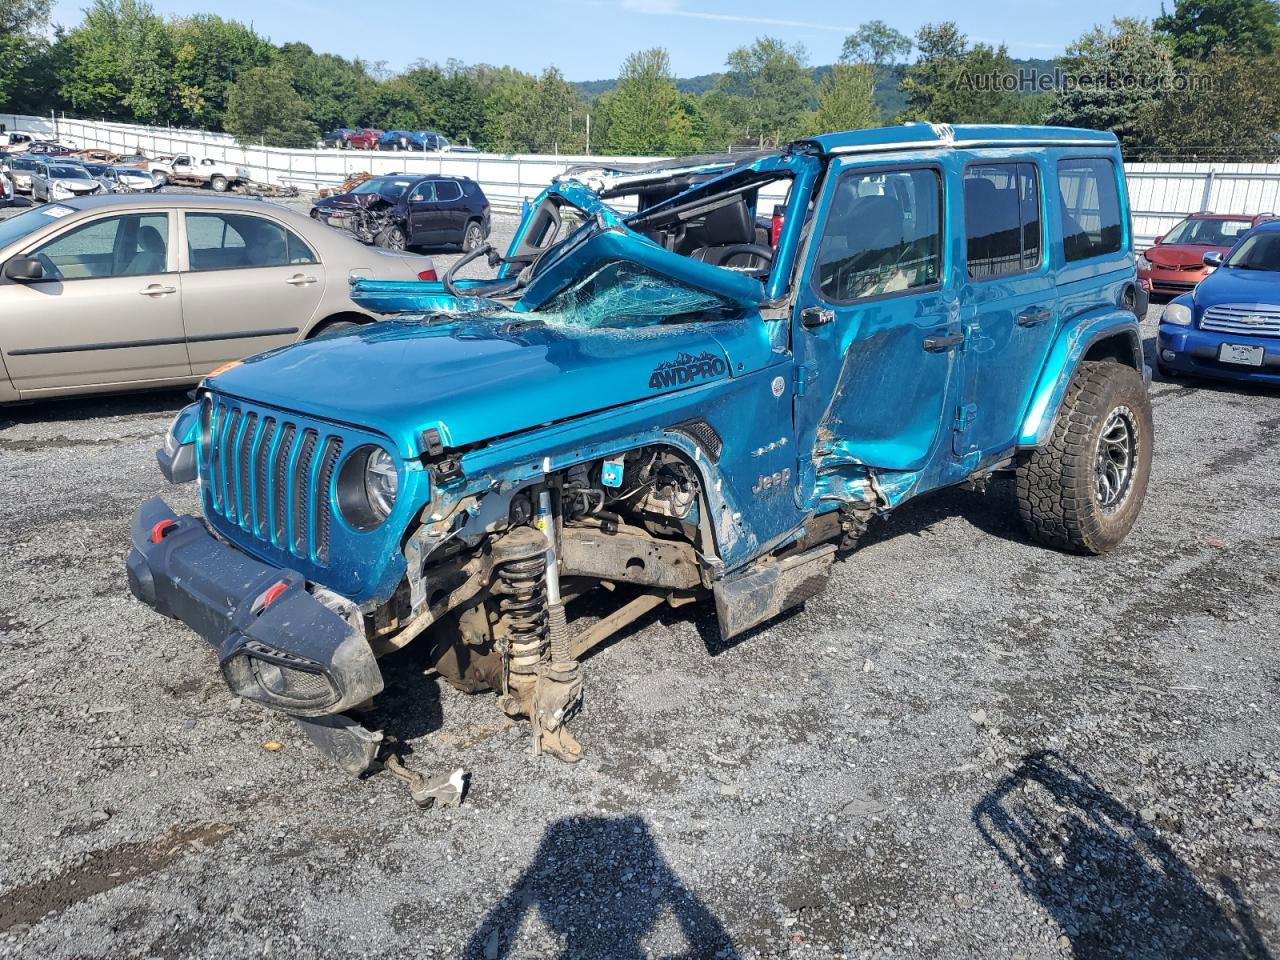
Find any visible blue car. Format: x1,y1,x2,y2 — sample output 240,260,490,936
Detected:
127,124,1153,786
377,130,451,152
1158,220,1280,384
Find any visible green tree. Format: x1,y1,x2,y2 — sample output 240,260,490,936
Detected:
224,65,318,147
483,67,583,153
605,48,688,154
899,21,967,120
1047,19,1174,158
898,23,1022,124
716,36,815,147
808,63,878,135
365,76,430,130
1146,53,1280,159
276,42,373,133
841,20,912,65
400,60,486,143
1154,0,1280,59
58,0,174,123
169,15,272,128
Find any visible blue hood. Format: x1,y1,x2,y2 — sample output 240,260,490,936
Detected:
1194,265,1280,312
209,318,734,454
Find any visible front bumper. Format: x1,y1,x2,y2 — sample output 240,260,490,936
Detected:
1158,324,1280,384
1141,266,1207,295
126,497,384,719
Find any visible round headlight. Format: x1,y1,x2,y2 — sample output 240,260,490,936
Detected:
1161,302,1193,326
365,448,398,518
337,445,398,530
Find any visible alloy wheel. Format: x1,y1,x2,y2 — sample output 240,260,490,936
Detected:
1094,405,1137,512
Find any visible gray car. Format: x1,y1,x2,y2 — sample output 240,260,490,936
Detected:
6,155,37,193
31,160,105,202
0,194,433,403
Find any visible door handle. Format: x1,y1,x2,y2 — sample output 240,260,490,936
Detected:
138,284,176,297
286,274,317,286
1017,306,1053,327
799,306,834,329
923,331,963,352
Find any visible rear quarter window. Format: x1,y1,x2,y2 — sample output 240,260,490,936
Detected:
1057,158,1123,262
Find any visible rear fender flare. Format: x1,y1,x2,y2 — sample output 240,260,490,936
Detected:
1018,310,1146,448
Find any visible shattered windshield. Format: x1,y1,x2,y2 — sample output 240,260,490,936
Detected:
534,260,739,330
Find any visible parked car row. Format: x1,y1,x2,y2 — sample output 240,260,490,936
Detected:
320,127,479,153
1,152,163,200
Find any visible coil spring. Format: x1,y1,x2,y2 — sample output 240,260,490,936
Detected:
498,554,547,681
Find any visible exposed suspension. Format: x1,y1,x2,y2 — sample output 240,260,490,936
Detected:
491,526,549,717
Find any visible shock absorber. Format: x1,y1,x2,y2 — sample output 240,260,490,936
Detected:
531,489,583,763
491,526,548,716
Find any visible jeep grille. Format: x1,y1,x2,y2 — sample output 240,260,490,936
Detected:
201,398,344,566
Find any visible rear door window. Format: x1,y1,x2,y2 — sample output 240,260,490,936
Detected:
1057,158,1123,262
815,167,943,302
965,163,1042,279
185,212,316,271
432,181,462,203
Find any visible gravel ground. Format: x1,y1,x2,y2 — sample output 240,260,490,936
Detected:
0,190,1277,959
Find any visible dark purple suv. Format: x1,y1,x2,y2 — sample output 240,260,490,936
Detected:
310,174,491,251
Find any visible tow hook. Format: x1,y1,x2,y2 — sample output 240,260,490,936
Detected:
383,751,469,809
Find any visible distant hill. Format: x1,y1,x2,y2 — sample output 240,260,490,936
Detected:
575,59,1060,117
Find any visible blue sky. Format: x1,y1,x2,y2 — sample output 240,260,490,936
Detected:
49,0,1166,80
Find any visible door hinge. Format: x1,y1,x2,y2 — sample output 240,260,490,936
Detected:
954,402,978,430
794,364,814,396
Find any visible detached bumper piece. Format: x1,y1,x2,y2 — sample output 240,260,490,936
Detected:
126,497,385,775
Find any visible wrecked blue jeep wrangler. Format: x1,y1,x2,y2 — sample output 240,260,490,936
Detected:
127,124,1152,784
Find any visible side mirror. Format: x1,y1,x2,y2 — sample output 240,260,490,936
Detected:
3,256,43,282
1153,235,1165,244
1203,251,1223,268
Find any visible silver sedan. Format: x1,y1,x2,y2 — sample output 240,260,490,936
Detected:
0,193,434,403
30,160,106,202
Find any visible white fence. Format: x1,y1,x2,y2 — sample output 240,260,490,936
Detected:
7,113,1280,242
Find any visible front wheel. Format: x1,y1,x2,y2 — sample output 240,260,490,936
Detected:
1016,360,1153,555
374,225,406,250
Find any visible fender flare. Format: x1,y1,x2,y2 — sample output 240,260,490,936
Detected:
1017,308,1146,448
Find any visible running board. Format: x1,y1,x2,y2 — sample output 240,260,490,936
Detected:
713,543,837,640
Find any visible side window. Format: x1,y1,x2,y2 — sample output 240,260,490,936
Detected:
408,182,434,203
186,213,316,270
816,167,943,303
965,162,1042,279
1058,158,1123,262
433,181,462,203
29,213,169,280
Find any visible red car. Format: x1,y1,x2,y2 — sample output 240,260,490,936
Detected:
346,128,383,150
1138,213,1274,296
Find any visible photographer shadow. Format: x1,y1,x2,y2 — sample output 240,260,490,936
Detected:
973,750,1272,959
465,814,738,960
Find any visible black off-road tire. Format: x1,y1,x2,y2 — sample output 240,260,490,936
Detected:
1016,360,1153,555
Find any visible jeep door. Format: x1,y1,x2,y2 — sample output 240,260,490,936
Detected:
791,161,958,486
954,160,1058,459
0,210,188,393
405,180,442,246
177,210,325,374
